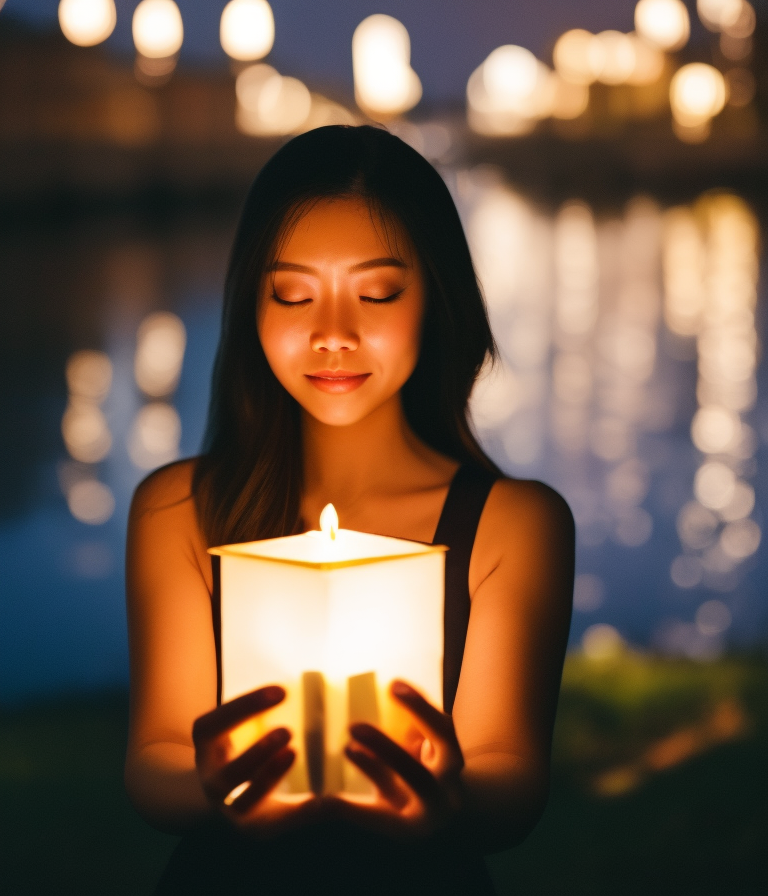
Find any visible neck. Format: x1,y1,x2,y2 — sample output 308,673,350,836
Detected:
301,395,422,510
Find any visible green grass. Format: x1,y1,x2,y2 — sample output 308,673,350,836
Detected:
487,652,768,896
1,654,766,895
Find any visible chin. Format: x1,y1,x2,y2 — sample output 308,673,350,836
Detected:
296,390,391,428
304,405,370,427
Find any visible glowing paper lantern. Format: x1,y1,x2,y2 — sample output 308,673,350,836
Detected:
132,0,183,59
625,34,665,86
592,30,637,85
235,64,312,136
134,311,186,398
352,15,421,117
220,0,274,61
58,0,116,47
635,0,690,51
211,504,446,797
670,62,726,127
467,45,555,135
697,0,746,32
553,29,600,86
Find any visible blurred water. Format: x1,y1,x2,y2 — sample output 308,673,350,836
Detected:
1,173,766,702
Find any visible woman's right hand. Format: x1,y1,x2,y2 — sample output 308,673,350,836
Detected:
192,685,318,836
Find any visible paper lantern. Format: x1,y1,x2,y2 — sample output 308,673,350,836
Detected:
210,504,445,797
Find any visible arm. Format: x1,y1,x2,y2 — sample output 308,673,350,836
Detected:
338,479,574,852
124,461,219,833
453,478,574,851
124,461,314,837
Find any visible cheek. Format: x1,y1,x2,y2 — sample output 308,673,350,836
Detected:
258,314,305,379
369,305,423,375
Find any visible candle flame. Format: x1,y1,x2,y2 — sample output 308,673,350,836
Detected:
319,503,338,541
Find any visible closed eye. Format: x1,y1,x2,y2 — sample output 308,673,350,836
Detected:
271,291,311,306
360,289,405,304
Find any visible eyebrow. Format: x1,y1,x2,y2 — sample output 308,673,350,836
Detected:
268,257,408,274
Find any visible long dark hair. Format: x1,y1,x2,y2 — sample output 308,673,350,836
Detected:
194,125,500,547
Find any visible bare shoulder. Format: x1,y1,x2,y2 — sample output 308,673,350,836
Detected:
130,457,198,519
485,477,574,536
127,457,212,591
470,476,575,595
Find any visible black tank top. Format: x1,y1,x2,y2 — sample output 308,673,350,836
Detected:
155,465,498,896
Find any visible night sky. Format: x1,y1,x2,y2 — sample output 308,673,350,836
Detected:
4,0,651,103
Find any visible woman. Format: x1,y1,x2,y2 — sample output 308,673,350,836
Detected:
125,125,574,895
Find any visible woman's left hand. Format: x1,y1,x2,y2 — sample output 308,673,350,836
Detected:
330,680,464,838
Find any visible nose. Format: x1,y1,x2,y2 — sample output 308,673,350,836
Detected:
309,304,360,353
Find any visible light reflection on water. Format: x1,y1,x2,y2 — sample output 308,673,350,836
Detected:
456,169,765,660
0,177,765,701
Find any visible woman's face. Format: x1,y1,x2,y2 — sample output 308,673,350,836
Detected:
257,196,426,427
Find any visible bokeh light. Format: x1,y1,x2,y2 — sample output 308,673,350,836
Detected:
720,1,756,38
549,76,590,119
66,350,112,404
352,15,421,117
62,402,112,463
614,507,653,546
725,68,756,106
235,64,312,136
128,402,182,470
720,519,761,559
607,459,650,507
67,478,115,525
583,624,624,661
670,194,761,585
58,0,116,47
134,53,177,84
468,45,555,134
677,501,719,550
662,207,705,336
553,29,599,86
220,0,274,61
134,312,186,398
670,555,704,588
695,599,731,636
470,361,522,429
694,461,736,510
554,201,599,336
553,353,592,405
691,405,740,453
132,0,183,59
669,63,726,129
634,0,690,51
697,0,752,33
719,480,755,522
625,34,666,86
483,45,539,101
592,31,637,85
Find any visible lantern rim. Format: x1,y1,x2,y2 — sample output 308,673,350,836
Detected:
209,530,448,570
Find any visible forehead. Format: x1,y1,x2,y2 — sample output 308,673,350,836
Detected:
276,196,410,264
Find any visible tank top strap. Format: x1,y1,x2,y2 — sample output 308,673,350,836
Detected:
432,464,499,714
211,464,499,710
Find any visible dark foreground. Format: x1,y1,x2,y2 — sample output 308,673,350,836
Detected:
1,654,765,895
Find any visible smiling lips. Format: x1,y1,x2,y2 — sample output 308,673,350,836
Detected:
305,370,371,393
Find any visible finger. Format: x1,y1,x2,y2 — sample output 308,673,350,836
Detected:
344,743,409,809
390,681,463,773
193,686,286,744
390,681,455,743
349,723,443,806
228,747,295,813
206,727,291,800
